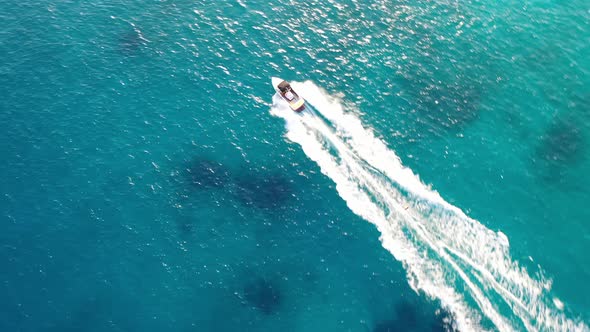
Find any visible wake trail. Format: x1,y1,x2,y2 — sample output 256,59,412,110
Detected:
270,81,589,332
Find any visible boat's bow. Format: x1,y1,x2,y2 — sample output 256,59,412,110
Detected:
271,77,284,91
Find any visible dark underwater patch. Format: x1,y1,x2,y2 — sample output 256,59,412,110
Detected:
373,319,398,332
46,295,128,332
118,28,145,56
532,117,586,187
234,172,292,209
371,300,458,332
537,118,584,165
242,278,283,315
177,213,195,235
371,300,417,332
395,63,482,133
184,157,230,189
416,82,480,131
394,300,418,329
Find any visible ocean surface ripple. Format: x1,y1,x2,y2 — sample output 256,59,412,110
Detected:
1,0,589,331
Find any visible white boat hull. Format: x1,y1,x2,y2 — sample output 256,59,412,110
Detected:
271,77,305,112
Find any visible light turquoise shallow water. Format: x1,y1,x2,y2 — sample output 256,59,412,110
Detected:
1,0,589,331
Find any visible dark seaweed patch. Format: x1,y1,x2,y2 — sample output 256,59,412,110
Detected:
417,82,480,130
46,295,129,332
118,28,145,55
373,320,398,332
396,71,481,132
242,278,283,315
177,215,195,235
533,117,585,187
394,300,418,329
537,118,584,165
372,301,416,332
234,173,292,209
184,158,230,189
172,199,197,236
372,300,457,332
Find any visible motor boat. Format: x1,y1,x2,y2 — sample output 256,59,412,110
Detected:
271,77,305,112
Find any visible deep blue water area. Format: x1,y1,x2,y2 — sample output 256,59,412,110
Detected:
2,0,589,331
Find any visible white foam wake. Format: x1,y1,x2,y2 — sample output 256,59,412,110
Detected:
269,81,588,332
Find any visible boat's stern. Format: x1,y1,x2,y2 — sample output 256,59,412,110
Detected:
289,98,305,112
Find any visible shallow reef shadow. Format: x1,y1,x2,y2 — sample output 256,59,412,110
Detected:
533,116,586,187
372,319,398,332
46,293,134,332
536,117,584,165
183,157,231,190
118,27,145,56
394,300,418,330
241,277,283,315
396,70,481,134
171,155,233,235
371,299,458,332
233,171,293,209
175,209,196,236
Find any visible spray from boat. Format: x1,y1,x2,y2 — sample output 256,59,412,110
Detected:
269,79,589,332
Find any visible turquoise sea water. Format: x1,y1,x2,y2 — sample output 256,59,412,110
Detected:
1,0,589,331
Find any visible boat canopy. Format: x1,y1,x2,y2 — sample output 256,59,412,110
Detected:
277,81,290,91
